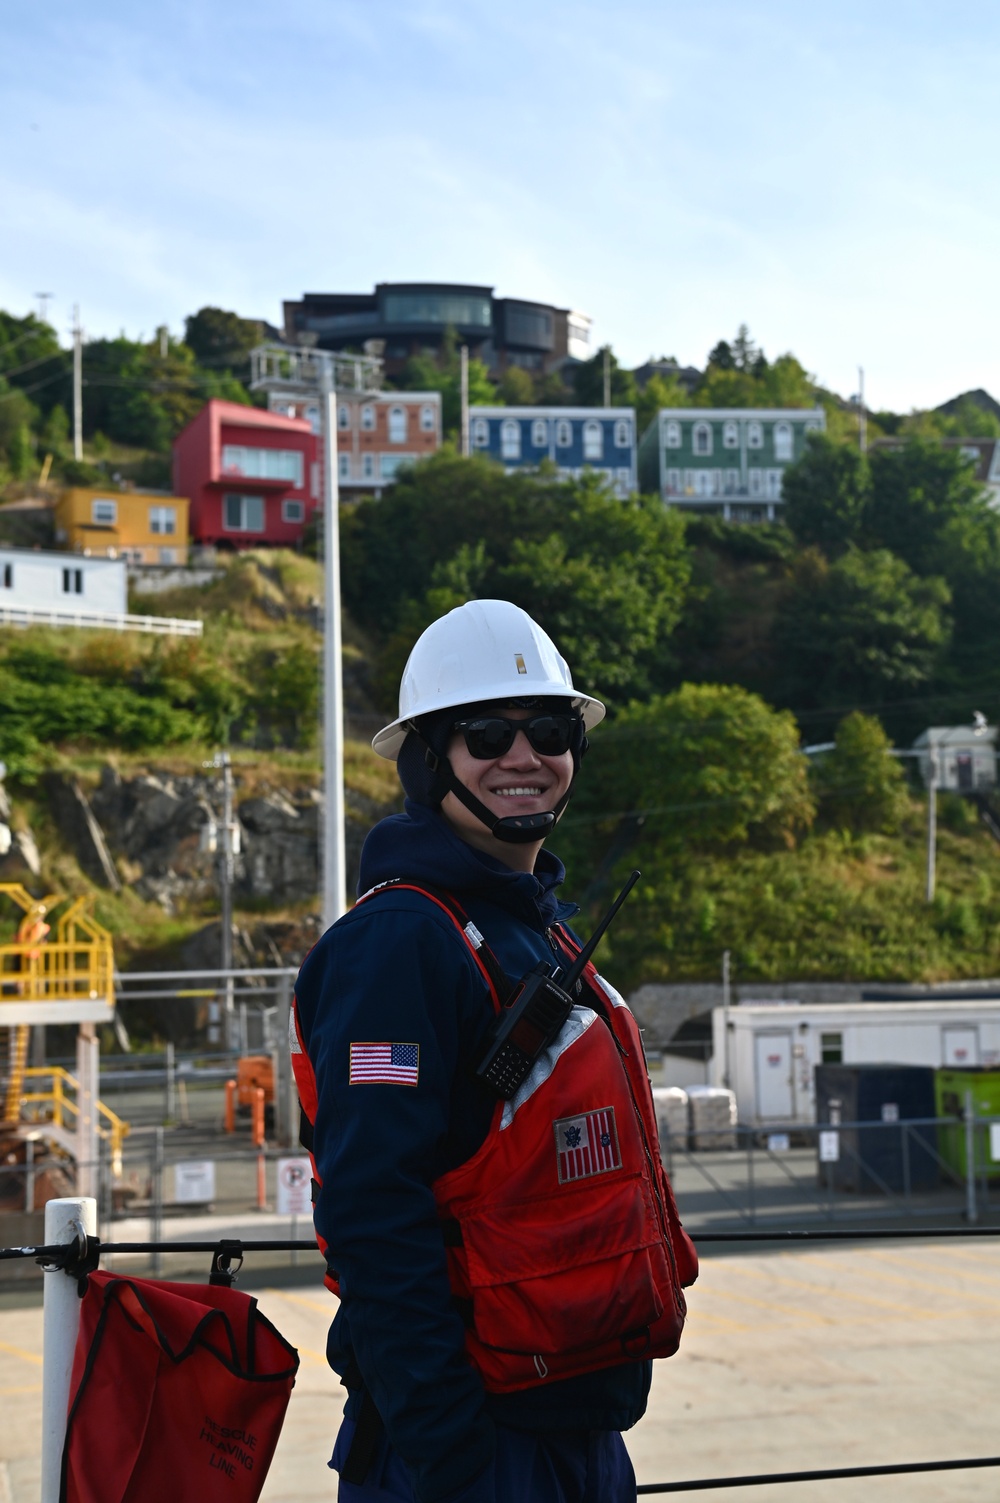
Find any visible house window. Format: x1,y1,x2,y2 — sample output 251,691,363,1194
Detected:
693,422,712,456
616,467,632,491
158,548,177,564
766,469,783,498
338,453,351,481
361,405,376,431
693,471,713,497
91,498,117,525
1,563,12,588
583,421,603,461
666,468,681,495
62,567,83,594
748,468,764,497
531,419,548,447
820,1032,843,1065
380,454,413,479
774,422,793,461
338,404,350,430
221,445,304,487
747,422,763,449
472,418,489,447
362,453,376,479
388,406,408,444
723,421,739,449
501,420,521,460
149,506,177,535
614,420,631,448
223,494,265,532
665,420,682,449
420,404,436,432
282,499,305,523
725,469,740,495
555,420,572,448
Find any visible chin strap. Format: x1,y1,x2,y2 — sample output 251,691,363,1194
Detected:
417,735,573,845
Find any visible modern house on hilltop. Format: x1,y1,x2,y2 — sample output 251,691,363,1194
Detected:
638,407,825,521
283,283,592,379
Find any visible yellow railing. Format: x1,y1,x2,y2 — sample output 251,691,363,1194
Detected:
20,1065,130,1176
0,885,114,1006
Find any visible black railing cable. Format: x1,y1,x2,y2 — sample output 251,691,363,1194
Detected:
3,1225,1000,1493
636,1455,1000,1494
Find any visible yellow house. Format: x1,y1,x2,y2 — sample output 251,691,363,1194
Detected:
54,487,191,564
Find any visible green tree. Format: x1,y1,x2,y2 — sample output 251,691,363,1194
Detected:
572,346,638,407
0,311,68,417
498,366,535,404
183,306,267,382
812,711,908,834
573,682,814,854
0,380,39,471
40,403,70,455
783,434,872,554
394,330,497,437
636,371,689,435
775,548,952,711
342,453,692,710
868,438,991,576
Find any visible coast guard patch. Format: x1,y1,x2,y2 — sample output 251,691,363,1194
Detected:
554,1106,621,1183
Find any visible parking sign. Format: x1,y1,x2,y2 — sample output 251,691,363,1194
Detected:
277,1156,313,1216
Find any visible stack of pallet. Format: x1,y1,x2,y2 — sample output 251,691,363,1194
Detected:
686,1085,738,1149
651,1086,690,1149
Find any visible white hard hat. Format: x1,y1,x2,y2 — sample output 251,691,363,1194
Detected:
372,599,606,759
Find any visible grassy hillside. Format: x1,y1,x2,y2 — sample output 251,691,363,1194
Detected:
3,548,1000,988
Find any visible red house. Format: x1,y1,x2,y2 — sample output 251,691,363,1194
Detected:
172,400,319,549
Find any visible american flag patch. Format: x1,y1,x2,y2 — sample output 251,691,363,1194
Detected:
554,1106,621,1183
349,1042,419,1086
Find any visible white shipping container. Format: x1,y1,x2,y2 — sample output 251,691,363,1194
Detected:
711,998,1000,1125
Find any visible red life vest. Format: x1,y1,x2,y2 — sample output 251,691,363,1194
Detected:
291,885,698,1394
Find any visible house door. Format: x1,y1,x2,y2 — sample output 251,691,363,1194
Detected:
956,753,973,792
942,1026,979,1067
755,1031,794,1119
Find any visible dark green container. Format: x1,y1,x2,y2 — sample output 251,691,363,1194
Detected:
934,1068,1000,1182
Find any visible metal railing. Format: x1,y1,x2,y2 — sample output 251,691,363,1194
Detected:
19,1065,130,1175
0,601,203,634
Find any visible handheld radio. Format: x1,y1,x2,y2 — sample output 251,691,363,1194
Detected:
475,870,641,1100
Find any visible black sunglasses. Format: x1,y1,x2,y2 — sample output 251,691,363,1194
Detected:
451,713,579,760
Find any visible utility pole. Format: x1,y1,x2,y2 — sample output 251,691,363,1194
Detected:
72,305,83,462
858,366,867,455
460,344,470,457
159,325,168,360
320,360,347,931
926,752,937,903
721,949,732,1089
603,346,611,408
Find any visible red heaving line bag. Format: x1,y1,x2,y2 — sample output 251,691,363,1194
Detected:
60,1271,299,1503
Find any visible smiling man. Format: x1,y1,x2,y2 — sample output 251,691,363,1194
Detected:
291,599,697,1503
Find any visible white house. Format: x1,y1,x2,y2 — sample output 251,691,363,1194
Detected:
0,546,126,614
0,545,201,636
912,724,997,793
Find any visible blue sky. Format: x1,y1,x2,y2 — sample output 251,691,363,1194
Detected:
2,0,998,411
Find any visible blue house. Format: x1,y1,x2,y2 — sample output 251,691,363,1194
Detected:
470,406,638,497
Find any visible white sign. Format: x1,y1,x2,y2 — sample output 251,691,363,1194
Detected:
277,1156,313,1216
175,1159,215,1204
991,1123,1000,1163
767,1133,791,1153
881,1103,899,1123
819,1130,840,1163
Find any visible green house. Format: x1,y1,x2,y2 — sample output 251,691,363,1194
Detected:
638,407,825,522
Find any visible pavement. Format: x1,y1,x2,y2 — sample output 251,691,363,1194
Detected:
2,1236,1000,1502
